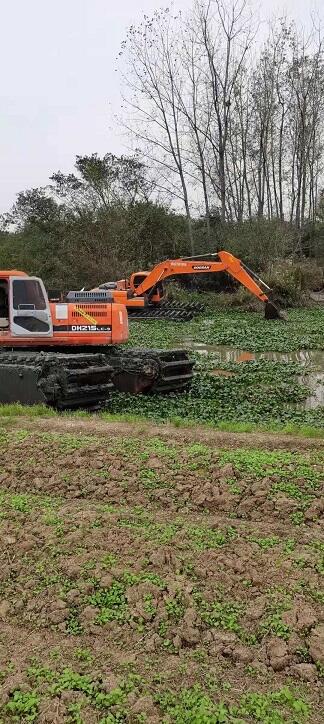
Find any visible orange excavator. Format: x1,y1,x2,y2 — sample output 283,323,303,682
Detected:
97,250,283,321
0,271,193,408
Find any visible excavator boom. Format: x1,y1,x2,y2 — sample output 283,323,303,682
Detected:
132,251,269,302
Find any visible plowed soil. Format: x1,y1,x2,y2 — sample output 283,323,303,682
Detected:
0,417,323,723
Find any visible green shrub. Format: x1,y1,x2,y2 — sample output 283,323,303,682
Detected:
266,259,323,307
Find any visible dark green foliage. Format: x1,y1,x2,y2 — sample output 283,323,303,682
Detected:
1,153,323,291
0,152,190,288
0,201,188,289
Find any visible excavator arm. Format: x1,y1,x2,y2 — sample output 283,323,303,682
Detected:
131,250,282,319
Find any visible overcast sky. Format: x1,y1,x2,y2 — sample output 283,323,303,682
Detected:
0,0,320,213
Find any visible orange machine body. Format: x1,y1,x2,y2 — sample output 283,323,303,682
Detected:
107,288,146,308
0,271,128,347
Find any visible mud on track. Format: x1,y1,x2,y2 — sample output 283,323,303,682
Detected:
0,418,323,722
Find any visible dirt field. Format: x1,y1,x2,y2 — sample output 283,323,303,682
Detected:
0,417,323,723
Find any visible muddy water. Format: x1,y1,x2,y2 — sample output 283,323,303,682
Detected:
178,341,324,409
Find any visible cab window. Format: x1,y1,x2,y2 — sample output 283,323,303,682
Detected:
13,280,47,310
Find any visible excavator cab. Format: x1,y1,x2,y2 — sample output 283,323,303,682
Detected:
0,274,53,337
131,272,165,303
132,272,149,289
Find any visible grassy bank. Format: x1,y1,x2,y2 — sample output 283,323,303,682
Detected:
1,399,323,441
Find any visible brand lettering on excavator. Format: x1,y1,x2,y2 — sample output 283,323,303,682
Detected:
53,324,112,332
71,324,110,332
193,265,211,270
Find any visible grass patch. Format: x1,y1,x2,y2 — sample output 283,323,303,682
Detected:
0,403,57,418
198,598,244,634
188,525,237,550
87,571,166,626
157,684,310,723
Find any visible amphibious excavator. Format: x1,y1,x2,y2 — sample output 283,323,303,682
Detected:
97,250,282,321
0,271,193,409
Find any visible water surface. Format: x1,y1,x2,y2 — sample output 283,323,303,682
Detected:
176,341,324,410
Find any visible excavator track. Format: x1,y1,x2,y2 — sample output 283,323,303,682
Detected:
105,347,194,394
0,351,114,409
149,349,195,393
0,348,194,409
128,301,204,322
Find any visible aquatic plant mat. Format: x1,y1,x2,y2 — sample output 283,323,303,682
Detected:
108,309,324,429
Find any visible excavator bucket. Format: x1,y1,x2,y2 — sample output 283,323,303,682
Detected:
264,301,286,320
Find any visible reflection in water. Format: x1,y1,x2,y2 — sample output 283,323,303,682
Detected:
178,341,324,410
300,373,324,410
236,351,255,363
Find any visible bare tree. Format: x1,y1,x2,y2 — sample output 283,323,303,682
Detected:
194,0,254,221
119,9,195,251
249,36,278,219
118,1,324,240
174,27,213,233
287,29,324,233
224,63,252,220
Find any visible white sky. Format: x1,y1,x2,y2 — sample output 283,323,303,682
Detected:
0,0,320,212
